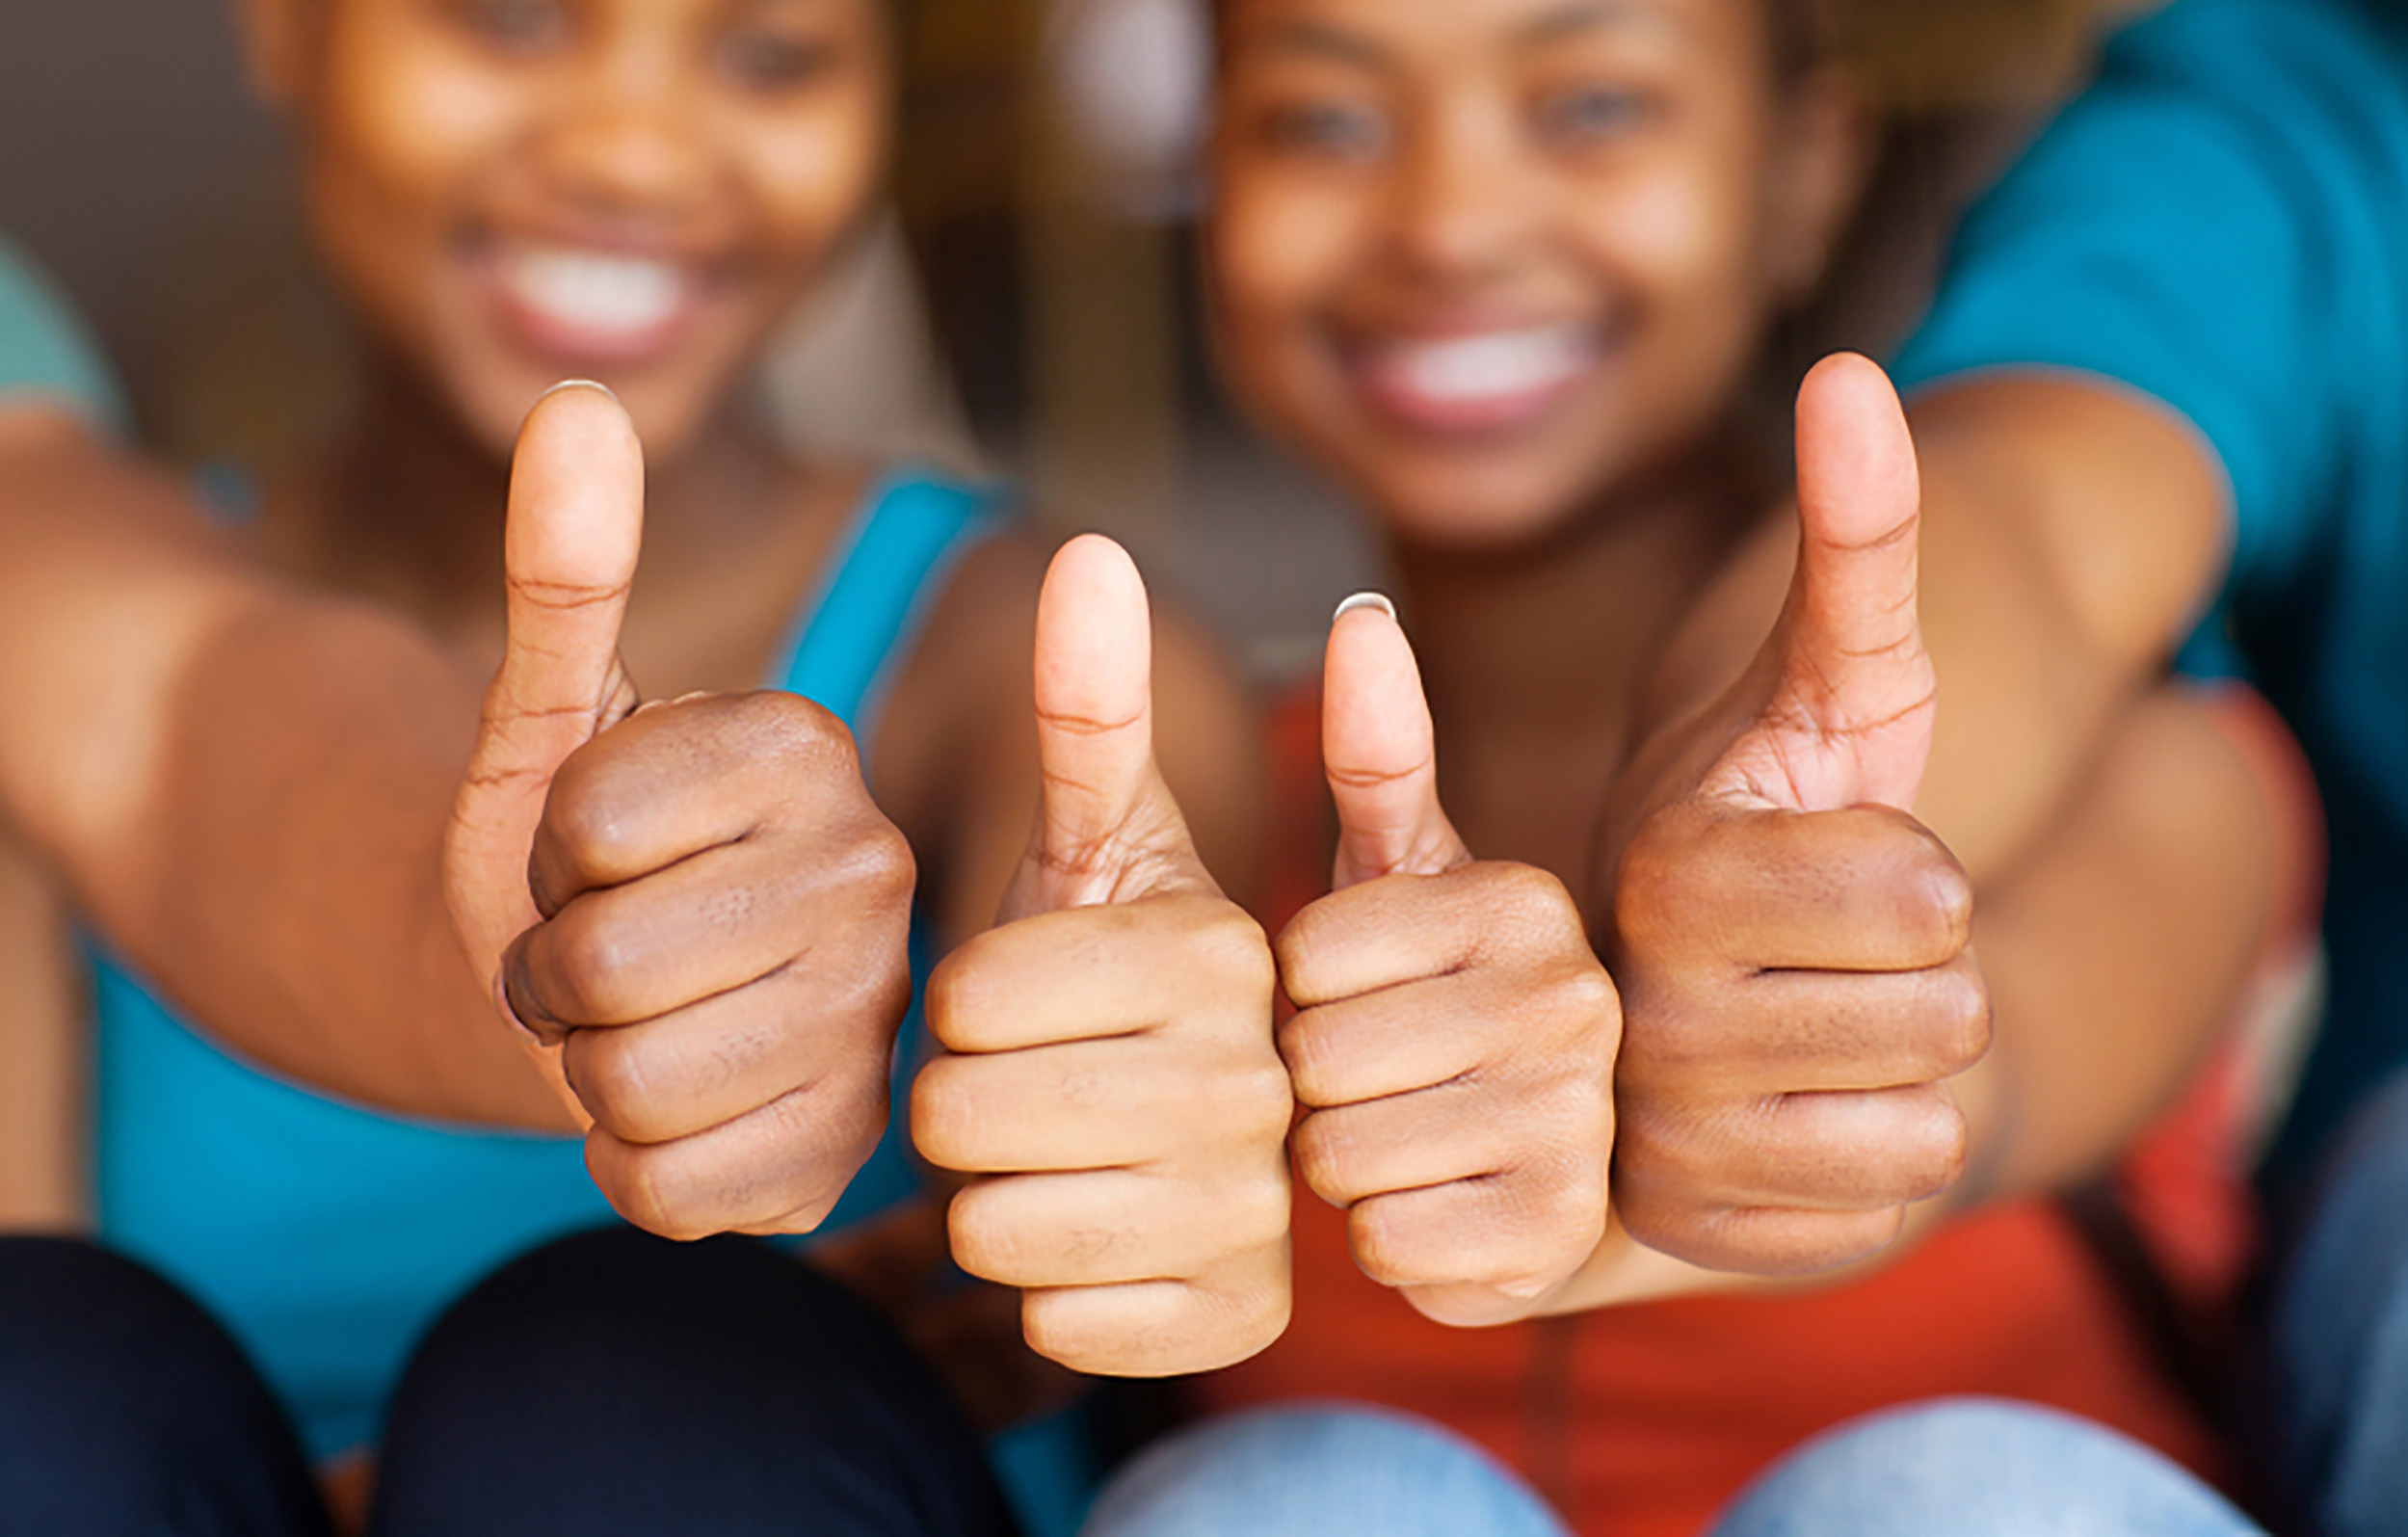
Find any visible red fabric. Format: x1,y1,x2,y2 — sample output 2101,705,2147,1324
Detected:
1204,684,2324,1537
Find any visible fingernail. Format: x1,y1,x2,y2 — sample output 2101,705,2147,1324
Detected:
540,379,621,405
1334,592,1398,625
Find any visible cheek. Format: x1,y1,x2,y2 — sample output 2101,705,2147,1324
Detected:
1572,156,1762,316
316,25,527,236
739,86,890,262
1209,178,1366,378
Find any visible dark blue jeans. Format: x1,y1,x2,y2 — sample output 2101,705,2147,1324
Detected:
374,1226,1019,1536
0,1229,1015,1537
2275,1070,2408,1537
0,1236,331,1537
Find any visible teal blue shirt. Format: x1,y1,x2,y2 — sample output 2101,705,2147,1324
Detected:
0,236,124,429
91,473,1106,1535
1893,0,2408,1183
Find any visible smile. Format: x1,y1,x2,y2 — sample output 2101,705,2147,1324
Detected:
1348,325,1604,434
489,243,705,363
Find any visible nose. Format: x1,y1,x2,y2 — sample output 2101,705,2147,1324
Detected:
1386,97,1541,284
542,37,717,216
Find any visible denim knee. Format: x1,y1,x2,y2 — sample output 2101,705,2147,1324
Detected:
1709,1398,2262,1537
0,1236,327,1537
374,1226,1014,1537
1083,1404,1566,1537
2275,1072,2408,1537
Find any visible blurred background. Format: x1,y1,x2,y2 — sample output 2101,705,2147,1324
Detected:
0,0,2157,682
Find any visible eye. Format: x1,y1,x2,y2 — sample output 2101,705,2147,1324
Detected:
451,0,572,54
716,24,840,93
1258,98,1391,164
1532,83,1654,147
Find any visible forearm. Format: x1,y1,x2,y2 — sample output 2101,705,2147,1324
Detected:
1946,685,2278,1203
0,824,86,1232
0,410,566,1128
1906,382,2231,876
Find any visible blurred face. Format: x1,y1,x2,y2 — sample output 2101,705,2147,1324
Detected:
250,0,890,459
1210,0,1862,548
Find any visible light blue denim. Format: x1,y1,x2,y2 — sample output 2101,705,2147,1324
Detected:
1085,1399,2265,1537
1715,1400,2262,1537
1082,1405,1567,1537
2275,1069,2408,1537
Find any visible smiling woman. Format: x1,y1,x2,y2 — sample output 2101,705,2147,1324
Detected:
75,0,1267,1514
242,0,895,458
1205,0,1864,549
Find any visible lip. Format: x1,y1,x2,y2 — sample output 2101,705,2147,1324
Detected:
466,232,726,368
1337,322,1607,437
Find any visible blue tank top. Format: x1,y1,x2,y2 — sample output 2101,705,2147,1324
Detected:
91,471,1009,1460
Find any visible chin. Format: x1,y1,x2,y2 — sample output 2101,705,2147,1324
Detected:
1350,459,1584,554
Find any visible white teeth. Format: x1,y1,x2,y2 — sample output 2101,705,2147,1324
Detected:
1372,327,1597,406
502,247,687,336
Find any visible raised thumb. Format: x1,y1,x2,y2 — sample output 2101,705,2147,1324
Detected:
1323,595,1472,888
1019,534,1200,912
1770,352,1935,812
447,383,645,974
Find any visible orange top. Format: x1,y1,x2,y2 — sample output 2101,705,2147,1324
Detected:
1204,684,2323,1537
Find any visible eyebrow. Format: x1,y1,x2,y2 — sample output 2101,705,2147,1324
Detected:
1255,18,1389,67
1519,2,1679,46
1253,3,1677,66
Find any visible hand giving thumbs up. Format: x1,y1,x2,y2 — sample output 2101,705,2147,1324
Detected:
913,536,1292,1376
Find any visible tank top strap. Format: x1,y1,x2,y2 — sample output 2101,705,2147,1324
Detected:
765,468,1015,755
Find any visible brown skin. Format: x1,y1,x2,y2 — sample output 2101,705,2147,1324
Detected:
1210,0,2274,1304
2,0,1270,1371
1279,604,1619,1328
915,538,1293,1378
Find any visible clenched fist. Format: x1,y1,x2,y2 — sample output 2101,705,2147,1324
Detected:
445,384,913,1240
913,536,1293,1376
1280,597,1619,1328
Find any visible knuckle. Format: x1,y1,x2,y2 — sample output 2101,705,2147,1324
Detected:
908,1058,984,1172
1290,1112,1362,1206
1273,1011,1332,1104
1893,834,1976,957
834,817,917,910
567,1034,664,1141
944,1184,1019,1281
598,1148,693,1241
1019,1288,1112,1371
921,944,992,1054
1928,966,1994,1076
1550,963,1624,1041
1535,1172,1609,1254
751,692,856,771
536,908,632,1023
1486,861,1579,933
543,761,640,874
1346,1201,1419,1286
1221,1058,1298,1148
1221,1170,1294,1254
1193,903,1278,994
1918,1097,1972,1197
